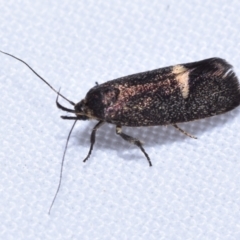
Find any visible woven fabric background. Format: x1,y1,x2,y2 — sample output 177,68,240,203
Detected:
1,1,240,239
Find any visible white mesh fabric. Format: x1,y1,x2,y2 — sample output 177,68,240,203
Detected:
0,0,240,239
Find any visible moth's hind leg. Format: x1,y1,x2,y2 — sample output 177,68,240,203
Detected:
172,124,197,139
116,125,152,167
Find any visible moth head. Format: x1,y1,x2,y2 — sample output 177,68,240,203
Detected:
74,100,89,120
56,91,89,120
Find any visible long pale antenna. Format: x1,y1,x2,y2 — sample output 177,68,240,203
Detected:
0,50,75,106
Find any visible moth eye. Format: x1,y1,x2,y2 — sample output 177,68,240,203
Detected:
75,100,85,113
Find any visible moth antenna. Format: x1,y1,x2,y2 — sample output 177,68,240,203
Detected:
0,50,75,106
48,119,78,214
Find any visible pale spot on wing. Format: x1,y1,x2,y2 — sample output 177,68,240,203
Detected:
172,65,190,99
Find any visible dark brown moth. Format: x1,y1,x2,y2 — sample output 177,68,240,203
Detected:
1,50,240,213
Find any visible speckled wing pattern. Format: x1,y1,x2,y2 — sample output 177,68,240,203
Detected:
86,58,240,127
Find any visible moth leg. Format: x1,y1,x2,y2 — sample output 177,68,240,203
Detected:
116,125,152,167
172,124,197,139
83,121,105,162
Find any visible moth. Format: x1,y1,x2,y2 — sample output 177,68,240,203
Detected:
2,50,240,213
